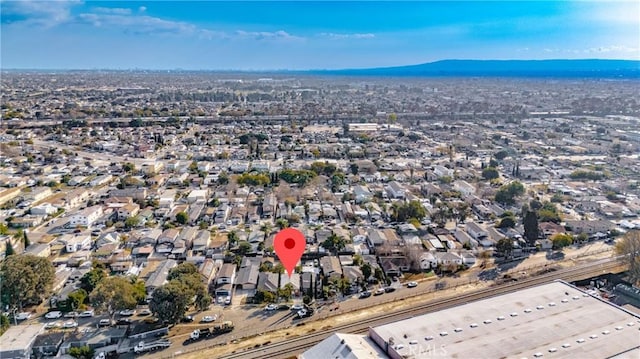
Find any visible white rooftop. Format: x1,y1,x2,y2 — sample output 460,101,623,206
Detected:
300,333,387,359
371,281,640,359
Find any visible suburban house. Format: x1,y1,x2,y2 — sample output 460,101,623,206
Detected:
145,259,177,294
465,222,488,241
385,181,406,199
319,256,343,280
69,205,103,227
59,234,91,253
216,263,236,286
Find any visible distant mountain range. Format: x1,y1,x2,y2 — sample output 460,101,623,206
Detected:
305,59,640,78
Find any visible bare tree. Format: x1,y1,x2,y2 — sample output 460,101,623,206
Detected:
615,230,640,285
403,244,424,272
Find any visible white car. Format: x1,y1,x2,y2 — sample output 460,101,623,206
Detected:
15,312,32,321
407,281,418,288
78,310,94,318
45,321,62,329
118,309,135,317
264,304,278,311
290,304,304,311
201,315,217,323
45,311,63,319
63,320,78,329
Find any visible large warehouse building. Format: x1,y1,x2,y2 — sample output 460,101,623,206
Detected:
301,281,640,359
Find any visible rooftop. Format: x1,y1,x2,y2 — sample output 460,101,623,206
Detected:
0,324,44,352
371,281,640,359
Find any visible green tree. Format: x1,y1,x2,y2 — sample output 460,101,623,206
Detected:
23,230,30,247
391,200,427,222
523,210,539,246
349,163,359,175
122,162,135,173
176,211,188,225
537,202,561,223
496,216,516,229
69,346,94,359
4,241,15,257
0,223,8,235
254,290,277,304
237,241,252,256
482,167,500,180
0,254,55,309
227,231,238,247
168,262,199,281
124,216,140,229
551,233,573,249
278,283,295,301
0,313,9,336
494,150,509,160
496,238,513,258
150,281,192,325
80,267,106,293
495,181,525,205
89,277,138,318
67,289,88,311
217,171,229,185
276,218,289,230
321,233,346,254
361,263,372,281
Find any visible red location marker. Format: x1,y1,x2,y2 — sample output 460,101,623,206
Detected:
274,228,305,277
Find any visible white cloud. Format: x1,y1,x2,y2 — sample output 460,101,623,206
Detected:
234,30,303,41
77,12,198,36
1,0,82,27
2,2,302,42
319,32,375,39
92,7,132,16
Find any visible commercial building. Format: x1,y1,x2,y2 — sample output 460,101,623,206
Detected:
0,324,45,359
301,281,640,359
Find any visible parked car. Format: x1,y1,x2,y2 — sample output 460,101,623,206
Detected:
264,304,278,311
78,310,94,318
45,321,62,330
201,315,217,323
373,288,385,296
64,311,79,318
138,309,152,316
384,287,396,293
181,315,194,323
98,319,112,327
359,291,372,299
15,312,32,321
119,309,136,317
296,309,314,319
63,320,78,329
45,311,63,319
290,304,304,311
407,281,418,288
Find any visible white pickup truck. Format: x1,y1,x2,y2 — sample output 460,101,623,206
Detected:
133,339,171,354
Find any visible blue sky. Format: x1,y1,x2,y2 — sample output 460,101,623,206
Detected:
1,1,638,70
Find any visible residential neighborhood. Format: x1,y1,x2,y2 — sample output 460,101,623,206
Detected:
1,72,639,358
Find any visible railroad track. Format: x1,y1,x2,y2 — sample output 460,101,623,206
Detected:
213,258,624,359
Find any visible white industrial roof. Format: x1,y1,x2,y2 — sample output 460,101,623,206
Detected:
371,281,640,359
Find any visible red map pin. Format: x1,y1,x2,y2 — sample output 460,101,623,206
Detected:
274,227,306,277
